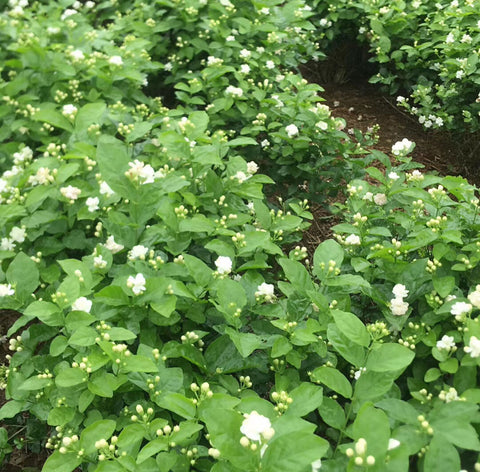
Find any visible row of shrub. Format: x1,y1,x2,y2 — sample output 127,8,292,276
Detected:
0,1,479,472
313,0,480,133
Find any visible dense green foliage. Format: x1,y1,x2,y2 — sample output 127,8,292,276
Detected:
0,1,480,472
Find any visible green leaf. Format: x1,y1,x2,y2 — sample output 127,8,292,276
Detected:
318,397,345,429
313,239,344,280
55,368,87,388
80,420,117,456
47,407,75,426
23,301,63,326
366,343,415,372
310,366,352,398
423,436,460,472
225,327,262,357
261,432,328,472
0,400,24,420
179,215,215,234
6,252,39,301
352,403,390,460
271,337,292,358
157,393,196,420
432,419,480,451
68,326,97,346
183,254,213,287
122,355,158,373
75,102,106,132
227,137,258,146
331,310,370,347
285,382,324,417
433,276,455,299
375,399,419,425
327,324,366,367
278,258,314,292
33,107,73,132
42,450,81,472
137,438,168,463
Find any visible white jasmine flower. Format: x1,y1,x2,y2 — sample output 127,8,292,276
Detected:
311,459,322,472
396,96,406,103
104,235,124,254
70,49,85,62
61,8,77,20
255,283,274,297
240,64,250,74
85,1,95,8
9,226,26,243
93,255,107,269
464,336,480,358
345,234,361,246
29,167,53,186
127,273,146,295
266,60,275,69
125,160,156,184
240,411,273,441
392,284,408,299
391,138,413,156
285,124,299,137
99,181,114,196
239,49,251,59
315,121,328,131
373,193,387,206
225,86,243,97
215,256,232,274
13,146,33,164
451,301,472,317
108,55,123,66
226,35,235,42
456,70,464,80
86,196,100,212
363,192,373,201
446,32,455,44
388,171,399,180
259,7,270,14
47,26,60,35
354,367,366,380
260,139,270,148
60,185,82,201
234,171,249,183
0,238,15,251
390,297,409,316
164,62,173,71
128,245,149,260
62,104,78,117
436,335,455,351
388,439,401,450
72,297,92,313
246,161,258,174
0,283,15,296
468,289,480,308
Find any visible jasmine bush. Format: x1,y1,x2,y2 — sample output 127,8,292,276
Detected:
313,0,480,133
1,1,480,472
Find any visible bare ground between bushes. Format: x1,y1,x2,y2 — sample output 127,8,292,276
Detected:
0,77,478,470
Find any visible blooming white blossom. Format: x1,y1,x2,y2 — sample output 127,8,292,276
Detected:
311,459,322,472
215,256,232,274
13,146,33,164
9,226,26,243
234,171,249,183
239,49,251,59
345,234,361,246
388,171,400,180
0,238,15,251
240,411,273,441
125,160,156,184
266,60,275,69
363,192,373,201
104,235,124,254
127,273,146,295
0,283,15,297
260,139,269,148
388,439,401,450
70,49,85,62
450,301,472,318
61,8,77,20
109,55,123,66
62,104,78,117
128,245,149,260
60,185,82,201
240,64,250,74
29,167,53,186
246,161,258,175
72,297,92,313
99,181,115,196
391,138,414,156
164,62,173,71
225,86,243,97
373,193,387,206
436,335,455,351
464,336,480,358
86,196,100,212
256,283,274,297
446,32,455,44
93,255,107,269
285,124,299,137
391,297,409,316
392,284,409,299
396,96,406,103
468,286,480,308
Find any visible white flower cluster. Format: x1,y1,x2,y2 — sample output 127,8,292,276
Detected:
125,160,157,184
391,138,414,157
215,256,232,275
255,282,275,302
464,336,480,358
450,301,472,321
225,86,243,98
240,411,275,451
390,283,409,316
127,273,146,295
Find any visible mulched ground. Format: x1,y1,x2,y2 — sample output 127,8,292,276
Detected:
1,73,478,471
